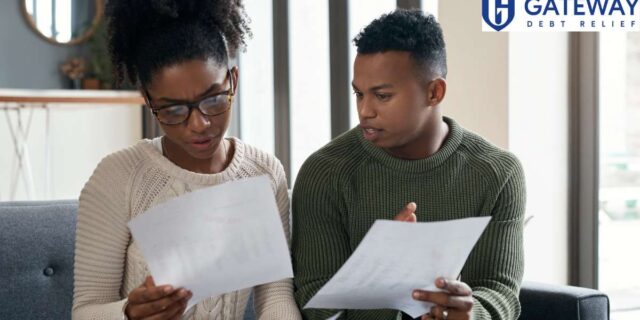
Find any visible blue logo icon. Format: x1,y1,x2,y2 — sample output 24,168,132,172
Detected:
483,0,515,31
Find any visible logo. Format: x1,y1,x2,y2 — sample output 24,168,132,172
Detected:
482,0,640,32
483,0,516,31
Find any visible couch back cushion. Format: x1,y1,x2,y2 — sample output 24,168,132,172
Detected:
0,200,78,319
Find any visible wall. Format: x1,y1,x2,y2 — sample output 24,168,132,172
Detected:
438,0,570,284
509,33,570,285
438,0,509,149
0,1,83,89
0,2,142,201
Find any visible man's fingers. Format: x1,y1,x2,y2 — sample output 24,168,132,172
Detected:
436,278,472,296
412,291,473,310
430,305,468,320
394,202,417,222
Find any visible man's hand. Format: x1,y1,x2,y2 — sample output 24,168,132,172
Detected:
125,276,192,320
394,204,473,319
394,202,417,222
412,278,474,320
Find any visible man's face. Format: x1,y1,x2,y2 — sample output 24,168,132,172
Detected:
352,51,437,155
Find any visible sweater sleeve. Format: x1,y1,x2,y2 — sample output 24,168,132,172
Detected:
464,159,526,320
253,161,303,320
291,158,398,320
72,154,133,319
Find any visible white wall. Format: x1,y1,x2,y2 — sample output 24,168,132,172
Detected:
0,104,142,201
439,0,570,284
439,0,509,149
509,33,570,285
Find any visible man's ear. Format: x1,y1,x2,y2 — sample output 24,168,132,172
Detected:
427,78,447,107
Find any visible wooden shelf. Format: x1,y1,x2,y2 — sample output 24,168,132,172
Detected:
0,89,144,105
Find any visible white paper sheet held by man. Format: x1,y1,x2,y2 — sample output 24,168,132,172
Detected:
305,217,491,318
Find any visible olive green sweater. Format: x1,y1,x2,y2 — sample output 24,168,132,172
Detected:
291,117,525,320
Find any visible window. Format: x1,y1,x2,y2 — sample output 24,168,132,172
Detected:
55,0,71,42
238,0,275,155
236,0,436,184
348,0,397,128
598,32,640,319
34,0,53,38
289,0,331,183
26,0,73,42
422,0,438,16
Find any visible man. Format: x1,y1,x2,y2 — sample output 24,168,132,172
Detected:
292,9,525,320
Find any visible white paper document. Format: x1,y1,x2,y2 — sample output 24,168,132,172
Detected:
128,175,293,310
305,217,491,318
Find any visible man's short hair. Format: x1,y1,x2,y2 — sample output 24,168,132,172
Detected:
353,9,447,79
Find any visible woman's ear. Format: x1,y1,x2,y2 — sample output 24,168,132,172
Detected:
427,78,447,107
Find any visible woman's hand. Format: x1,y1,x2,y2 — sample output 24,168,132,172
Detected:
412,278,474,320
125,276,192,320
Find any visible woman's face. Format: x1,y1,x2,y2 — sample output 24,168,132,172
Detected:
144,59,238,162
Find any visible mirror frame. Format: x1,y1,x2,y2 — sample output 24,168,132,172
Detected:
21,0,105,46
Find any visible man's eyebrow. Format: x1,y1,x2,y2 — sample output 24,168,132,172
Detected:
351,83,394,90
368,83,394,91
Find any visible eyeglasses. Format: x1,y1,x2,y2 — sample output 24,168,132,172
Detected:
143,69,235,125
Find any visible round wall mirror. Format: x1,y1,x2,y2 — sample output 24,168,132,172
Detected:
21,0,104,46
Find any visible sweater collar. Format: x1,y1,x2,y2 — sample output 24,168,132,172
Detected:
358,117,463,173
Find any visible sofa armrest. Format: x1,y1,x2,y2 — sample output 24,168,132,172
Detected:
519,281,610,320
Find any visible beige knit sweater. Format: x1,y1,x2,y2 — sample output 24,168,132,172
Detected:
72,137,302,320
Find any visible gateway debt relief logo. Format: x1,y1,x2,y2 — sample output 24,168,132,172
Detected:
482,0,640,31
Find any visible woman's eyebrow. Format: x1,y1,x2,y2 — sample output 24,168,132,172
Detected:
157,82,222,103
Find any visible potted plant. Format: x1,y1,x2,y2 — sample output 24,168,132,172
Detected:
60,57,86,89
86,21,114,89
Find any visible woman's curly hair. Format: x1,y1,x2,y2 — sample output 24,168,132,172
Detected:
106,0,251,86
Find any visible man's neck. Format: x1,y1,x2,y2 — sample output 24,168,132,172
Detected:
384,118,449,160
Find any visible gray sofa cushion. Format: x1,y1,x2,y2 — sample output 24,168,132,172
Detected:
519,281,610,320
0,200,610,320
0,200,78,320
0,200,257,320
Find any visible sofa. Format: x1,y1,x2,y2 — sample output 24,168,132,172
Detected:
0,200,610,320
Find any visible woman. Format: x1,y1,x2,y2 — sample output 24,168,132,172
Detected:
72,1,301,319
